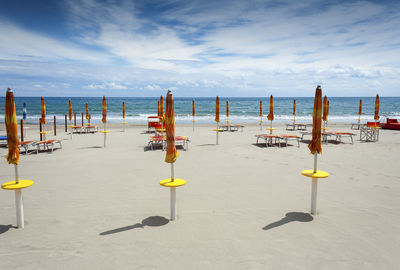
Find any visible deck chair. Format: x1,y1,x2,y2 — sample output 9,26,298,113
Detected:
19,140,37,154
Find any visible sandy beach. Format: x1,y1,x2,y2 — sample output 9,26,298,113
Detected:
1,122,399,269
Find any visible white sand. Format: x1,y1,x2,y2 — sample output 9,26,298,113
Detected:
1,122,399,269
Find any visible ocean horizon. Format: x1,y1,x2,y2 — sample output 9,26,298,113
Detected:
1,96,399,124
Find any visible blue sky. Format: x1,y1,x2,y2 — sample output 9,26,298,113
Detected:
0,0,399,97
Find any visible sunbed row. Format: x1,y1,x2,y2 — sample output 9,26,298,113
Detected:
147,136,190,151
19,140,62,154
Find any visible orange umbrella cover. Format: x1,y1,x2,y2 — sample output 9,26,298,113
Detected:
226,100,229,118
102,96,107,123
374,94,380,121
215,96,220,123
40,96,46,124
322,95,328,122
267,95,274,121
160,95,164,119
259,100,262,117
68,99,73,121
165,91,179,163
5,88,20,165
358,99,362,115
327,100,330,117
86,103,89,120
308,86,323,154
122,102,125,119
293,100,296,116
192,100,195,117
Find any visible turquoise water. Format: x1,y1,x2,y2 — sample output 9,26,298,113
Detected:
0,96,399,124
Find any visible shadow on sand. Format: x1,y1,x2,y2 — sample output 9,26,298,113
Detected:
0,224,17,235
263,212,313,230
100,216,169,236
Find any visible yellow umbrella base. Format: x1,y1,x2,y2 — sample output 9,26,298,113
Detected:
2,180,34,190
301,170,329,178
100,130,110,133
213,129,223,132
160,178,186,187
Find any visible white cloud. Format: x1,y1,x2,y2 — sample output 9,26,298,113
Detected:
0,0,399,96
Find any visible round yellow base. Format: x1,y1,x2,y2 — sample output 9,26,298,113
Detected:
2,180,34,190
301,170,329,178
121,122,127,124
100,130,110,133
160,178,186,187
265,128,276,131
213,129,223,132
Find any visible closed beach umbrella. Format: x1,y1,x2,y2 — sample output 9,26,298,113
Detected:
160,95,164,118
293,99,296,123
267,95,274,134
215,96,220,123
259,100,263,130
192,100,195,117
160,90,186,221
5,88,20,167
374,94,380,121
322,96,328,122
3,88,34,229
267,95,274,121
22,103,27,121
40,97,46,124
68,99,73,121
86,103,89,120
309,86,322,155
358,99,362,123
165,91,178,164
102,96,107,124
302,85,328,215
122,102,125,119
226,100,229,122
192,99,195,131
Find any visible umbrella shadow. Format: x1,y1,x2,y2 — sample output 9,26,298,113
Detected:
99,216,169,236
0,224,17,235
262,212,313,230
79,146,103,149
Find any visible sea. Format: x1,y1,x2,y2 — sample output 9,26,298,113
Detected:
0,97,399,124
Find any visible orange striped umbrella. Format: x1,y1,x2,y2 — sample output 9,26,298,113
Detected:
102,96,107,123
165,91,178,164
40,97,46,124
215,96,220,122
226,100,229,118
85,103,89,120
122,102,125,119
358,99,362,116
5,88,20,166
374,94,380,121
308,86,322,154
322,95,328,122
293,100,296,116
68,99,73,121
267,95,274,121
259,100,262,117
192,100,195,117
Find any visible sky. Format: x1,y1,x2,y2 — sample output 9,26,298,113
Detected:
0,0,399,97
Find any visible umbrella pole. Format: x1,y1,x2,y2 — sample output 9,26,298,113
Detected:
311,153,318,215
15,188,24,228
123,118,125,132
14,164,24,228
270,120,273,134
170,163,176,220
193,116,195,132
103,123,106,148
69,120,72,139
216,123,219,145
260,117,262,130
358,115,360,124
